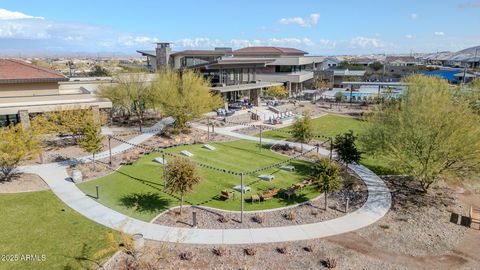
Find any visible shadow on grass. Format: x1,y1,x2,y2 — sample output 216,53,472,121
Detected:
276,191,311,206
63,243,103,270
290,160,314,177
119,192,171,213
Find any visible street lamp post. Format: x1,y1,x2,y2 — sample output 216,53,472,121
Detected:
240,173,244,223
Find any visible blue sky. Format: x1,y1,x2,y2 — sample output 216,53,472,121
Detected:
0,0,479,56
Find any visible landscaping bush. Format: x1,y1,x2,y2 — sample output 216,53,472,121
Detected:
212,247,228,256
285,210,296,221
218,214,230,223
253,213,265,224
244,247,257,256
179,251,193,261
276,246,288,255
304,245,314,252
323,257,337,268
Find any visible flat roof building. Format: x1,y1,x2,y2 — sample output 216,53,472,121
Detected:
0,59,112,128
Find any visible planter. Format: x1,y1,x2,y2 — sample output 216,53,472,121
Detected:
71,169,83,183
131,233,144,250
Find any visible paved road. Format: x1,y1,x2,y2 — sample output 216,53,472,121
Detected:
19,122,391,245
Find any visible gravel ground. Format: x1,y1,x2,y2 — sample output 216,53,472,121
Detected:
0,173,49,193
106,176,479,270
20,132,137,166
356,176,468,257
154,187,366,229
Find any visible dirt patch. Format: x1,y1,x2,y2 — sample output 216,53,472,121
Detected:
0,173,48,193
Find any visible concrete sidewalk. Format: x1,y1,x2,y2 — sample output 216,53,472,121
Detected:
19,122,391,245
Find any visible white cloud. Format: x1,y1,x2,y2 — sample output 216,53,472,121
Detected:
0,20,51,39
278,13,320,27
434,31,445,36
0,8,44,20
118,35,160,47
410,13,418,20
257,26,280,32
405,34,414,39
350,36,386,48
175,37,224,48
171,37,318,49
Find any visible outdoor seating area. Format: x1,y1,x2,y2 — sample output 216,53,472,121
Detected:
267,111,296,125
284,179,313,200
228,101,254,111
251,187,281,203
216,108,235,117
221,190,235,201
78,140,318,220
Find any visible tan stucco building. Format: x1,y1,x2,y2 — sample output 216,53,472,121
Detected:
0,59,112,128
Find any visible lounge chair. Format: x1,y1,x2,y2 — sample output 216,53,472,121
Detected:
262,192,273,201
284,188,295,200
293,183,305,190
470,205,480,229
251,194,260,204
269,188,280,197
221,190,234,201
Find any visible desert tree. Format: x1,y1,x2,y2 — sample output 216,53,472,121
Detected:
0,124,42,181
291,110,314,151
333,130,362,165
314,77,332,90
79,122,104,167
310,157,342,210
458,78,480,115
98,73,156,131
151,69,222,131
361,75,480,191
88,65,111,77
264,85,289,100
164,157,202,214
30,108,95,143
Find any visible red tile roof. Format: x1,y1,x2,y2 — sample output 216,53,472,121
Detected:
233,47,308,55
0,59,67,84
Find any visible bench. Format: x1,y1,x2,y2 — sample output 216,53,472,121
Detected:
221,190,234,201
470,206,480,229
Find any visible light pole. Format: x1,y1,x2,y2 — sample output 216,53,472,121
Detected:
240,173,244,223
108,136,112,166
259,125,263,152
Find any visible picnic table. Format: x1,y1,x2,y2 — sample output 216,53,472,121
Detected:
233,185,251,193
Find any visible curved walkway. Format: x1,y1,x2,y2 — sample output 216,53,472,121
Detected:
19,122,391,245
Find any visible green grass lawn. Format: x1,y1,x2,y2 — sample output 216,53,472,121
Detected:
260,114,398,175
261,114,367,140
77,140,318,221
0,191,118,270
